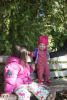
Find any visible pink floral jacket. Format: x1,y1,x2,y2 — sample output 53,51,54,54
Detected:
4,56,33,94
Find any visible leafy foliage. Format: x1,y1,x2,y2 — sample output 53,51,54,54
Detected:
0,0,67,55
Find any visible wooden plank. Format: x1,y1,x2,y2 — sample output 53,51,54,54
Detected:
0,56,8,63
0,94,17,100
50,70,67,78
31,71,67,79
49,64,67,69
0,56,67,64
50,78,67,84
51,56,67,61
0,56,32,63
50,79,67,91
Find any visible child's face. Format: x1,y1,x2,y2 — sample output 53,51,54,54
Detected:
25,53,29,62
21,48,28,62
38,43,46,50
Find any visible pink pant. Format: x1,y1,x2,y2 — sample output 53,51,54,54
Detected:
37,62,50,82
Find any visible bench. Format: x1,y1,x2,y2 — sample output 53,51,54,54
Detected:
0,56,67,100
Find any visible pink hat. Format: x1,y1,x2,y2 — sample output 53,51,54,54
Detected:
38,35,48,46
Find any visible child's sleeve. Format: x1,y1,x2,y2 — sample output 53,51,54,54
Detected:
27,64,34,73
30,48,38,57
4,63,20,94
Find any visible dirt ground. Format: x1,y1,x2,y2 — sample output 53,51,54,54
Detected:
55,90,67,100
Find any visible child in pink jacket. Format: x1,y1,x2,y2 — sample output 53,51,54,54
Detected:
30,35,51,85
1,45,54,100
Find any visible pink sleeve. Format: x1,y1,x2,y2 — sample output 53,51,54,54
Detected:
30,66,34,73
26,63,34,73
4,83,15,94
4,63,20,94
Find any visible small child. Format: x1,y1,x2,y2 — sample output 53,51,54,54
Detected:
30,35,51,85
1,45,54,100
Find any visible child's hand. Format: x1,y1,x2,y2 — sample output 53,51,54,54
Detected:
0,93,10,98
31,64,35,70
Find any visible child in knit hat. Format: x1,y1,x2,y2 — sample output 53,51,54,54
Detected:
30,35,51,85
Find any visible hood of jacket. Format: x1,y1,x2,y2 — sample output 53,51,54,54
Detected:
6,55,21,65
